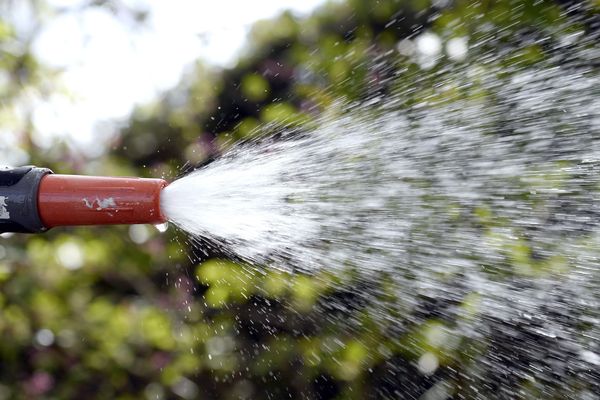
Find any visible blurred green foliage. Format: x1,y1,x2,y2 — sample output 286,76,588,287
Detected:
1,0,599,399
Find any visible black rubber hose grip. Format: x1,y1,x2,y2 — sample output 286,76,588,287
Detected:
0,166,52,234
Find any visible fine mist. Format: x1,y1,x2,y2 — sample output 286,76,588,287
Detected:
161,36,600,397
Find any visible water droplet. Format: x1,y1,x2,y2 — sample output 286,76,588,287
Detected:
154,222,169,233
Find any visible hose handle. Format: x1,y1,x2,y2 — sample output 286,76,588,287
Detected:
0,166,52,233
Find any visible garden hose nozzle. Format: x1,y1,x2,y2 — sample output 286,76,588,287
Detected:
0,166,168,233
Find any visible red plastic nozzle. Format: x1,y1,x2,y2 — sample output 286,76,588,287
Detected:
38,174,168,228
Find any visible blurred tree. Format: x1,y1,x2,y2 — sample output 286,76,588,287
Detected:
0,0,599,399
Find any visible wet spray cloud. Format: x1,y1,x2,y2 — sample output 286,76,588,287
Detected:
161,29,600,397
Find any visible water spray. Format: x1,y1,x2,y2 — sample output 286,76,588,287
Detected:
0,166,167,233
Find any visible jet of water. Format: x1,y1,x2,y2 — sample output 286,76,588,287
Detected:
161,39,600,397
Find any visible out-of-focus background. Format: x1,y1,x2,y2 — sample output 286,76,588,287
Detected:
0,0,598,399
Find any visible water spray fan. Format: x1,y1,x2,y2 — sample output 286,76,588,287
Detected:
0,166,168,233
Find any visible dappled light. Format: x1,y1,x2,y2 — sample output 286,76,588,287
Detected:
1,0,600,399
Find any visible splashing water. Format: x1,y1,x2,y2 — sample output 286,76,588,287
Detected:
161,39,600,396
